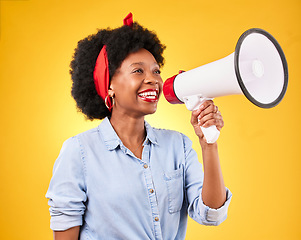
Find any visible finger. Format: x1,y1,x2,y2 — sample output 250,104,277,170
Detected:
216,119,224,131
190,108,202,125
198,111,223,127
199,100,214,112
198,112,221,126
198,103,218,120
192,100,216,125
214,111,224,130
201,117,224,130
214,105,218,113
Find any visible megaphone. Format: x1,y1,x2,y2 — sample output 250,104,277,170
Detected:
163,28,288,144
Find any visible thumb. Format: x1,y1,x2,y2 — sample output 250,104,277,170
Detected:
190,108,201,126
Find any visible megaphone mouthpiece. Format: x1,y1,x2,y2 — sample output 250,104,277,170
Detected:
163,73,184,104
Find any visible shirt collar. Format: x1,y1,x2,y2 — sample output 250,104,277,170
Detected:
98,117,120,150
144,121,158,145
98,117,158,151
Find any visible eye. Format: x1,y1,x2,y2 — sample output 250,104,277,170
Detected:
133,68,143,74
154,69,161,74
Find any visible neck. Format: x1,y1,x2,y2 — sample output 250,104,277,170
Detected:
109,111,146,146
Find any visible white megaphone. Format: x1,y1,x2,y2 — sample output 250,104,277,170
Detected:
163,28,288,144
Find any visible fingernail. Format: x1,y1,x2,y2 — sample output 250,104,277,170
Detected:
200,104,204,110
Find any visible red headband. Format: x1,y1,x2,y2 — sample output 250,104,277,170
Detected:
93,12,133,111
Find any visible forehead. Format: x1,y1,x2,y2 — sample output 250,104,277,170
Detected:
121,48,158,67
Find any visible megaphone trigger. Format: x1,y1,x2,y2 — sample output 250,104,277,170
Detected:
183,95,214,111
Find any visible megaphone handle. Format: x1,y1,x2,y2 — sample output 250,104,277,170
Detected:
184,95,220,143
197,98,220,144
200,125,220,144
194,97,220,143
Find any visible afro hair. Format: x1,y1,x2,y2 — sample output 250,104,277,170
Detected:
69,22,166,120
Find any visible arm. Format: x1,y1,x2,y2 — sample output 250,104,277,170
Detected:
190,100,226,209
46,137,86,234
54,226,80,240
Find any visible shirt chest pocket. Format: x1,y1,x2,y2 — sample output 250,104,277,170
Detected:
163,166,184,214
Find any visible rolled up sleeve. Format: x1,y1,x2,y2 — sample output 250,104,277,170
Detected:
46,136,87,231
197,188,232,225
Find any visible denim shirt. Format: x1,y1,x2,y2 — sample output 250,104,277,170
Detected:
46,117,232,240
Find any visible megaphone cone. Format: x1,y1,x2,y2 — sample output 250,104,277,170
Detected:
163,28,288,143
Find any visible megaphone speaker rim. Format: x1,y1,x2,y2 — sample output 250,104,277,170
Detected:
234,28,288,108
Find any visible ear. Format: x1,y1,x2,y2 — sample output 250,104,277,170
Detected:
108,86,115,98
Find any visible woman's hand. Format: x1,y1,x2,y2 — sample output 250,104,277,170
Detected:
190,100,224,144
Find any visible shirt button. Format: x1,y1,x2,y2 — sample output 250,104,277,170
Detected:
143,164,148,169
150,189,154,193
155,217,159,221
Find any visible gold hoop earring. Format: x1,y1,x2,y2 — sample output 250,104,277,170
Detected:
104,95,114,110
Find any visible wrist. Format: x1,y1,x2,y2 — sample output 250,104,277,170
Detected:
199,139,218,150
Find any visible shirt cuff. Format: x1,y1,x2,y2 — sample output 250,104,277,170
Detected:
198,187,232,226
50,214,83,231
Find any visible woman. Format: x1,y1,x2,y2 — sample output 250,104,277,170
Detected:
46,13,232,240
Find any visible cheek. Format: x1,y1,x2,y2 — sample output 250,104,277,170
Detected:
158,79,163,92
113,75,139,92
158,78,163,87
114,80,141,102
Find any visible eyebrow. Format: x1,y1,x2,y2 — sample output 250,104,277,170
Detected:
129,62,159,68
129,62,144,67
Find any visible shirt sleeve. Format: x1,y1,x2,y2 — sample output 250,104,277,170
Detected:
45,136,87,231
181,133,232,226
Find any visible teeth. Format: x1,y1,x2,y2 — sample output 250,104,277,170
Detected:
138,91,157,97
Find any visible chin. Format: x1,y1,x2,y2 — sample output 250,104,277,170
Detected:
143,104,158,116
145,109,157,116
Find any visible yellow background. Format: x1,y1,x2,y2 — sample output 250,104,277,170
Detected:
0,0,300,239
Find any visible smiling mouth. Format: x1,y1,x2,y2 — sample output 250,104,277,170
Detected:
138,89,159,102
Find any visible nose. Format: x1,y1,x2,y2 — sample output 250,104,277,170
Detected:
144,74,159,84
144,73,160,85
145,78,158,84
